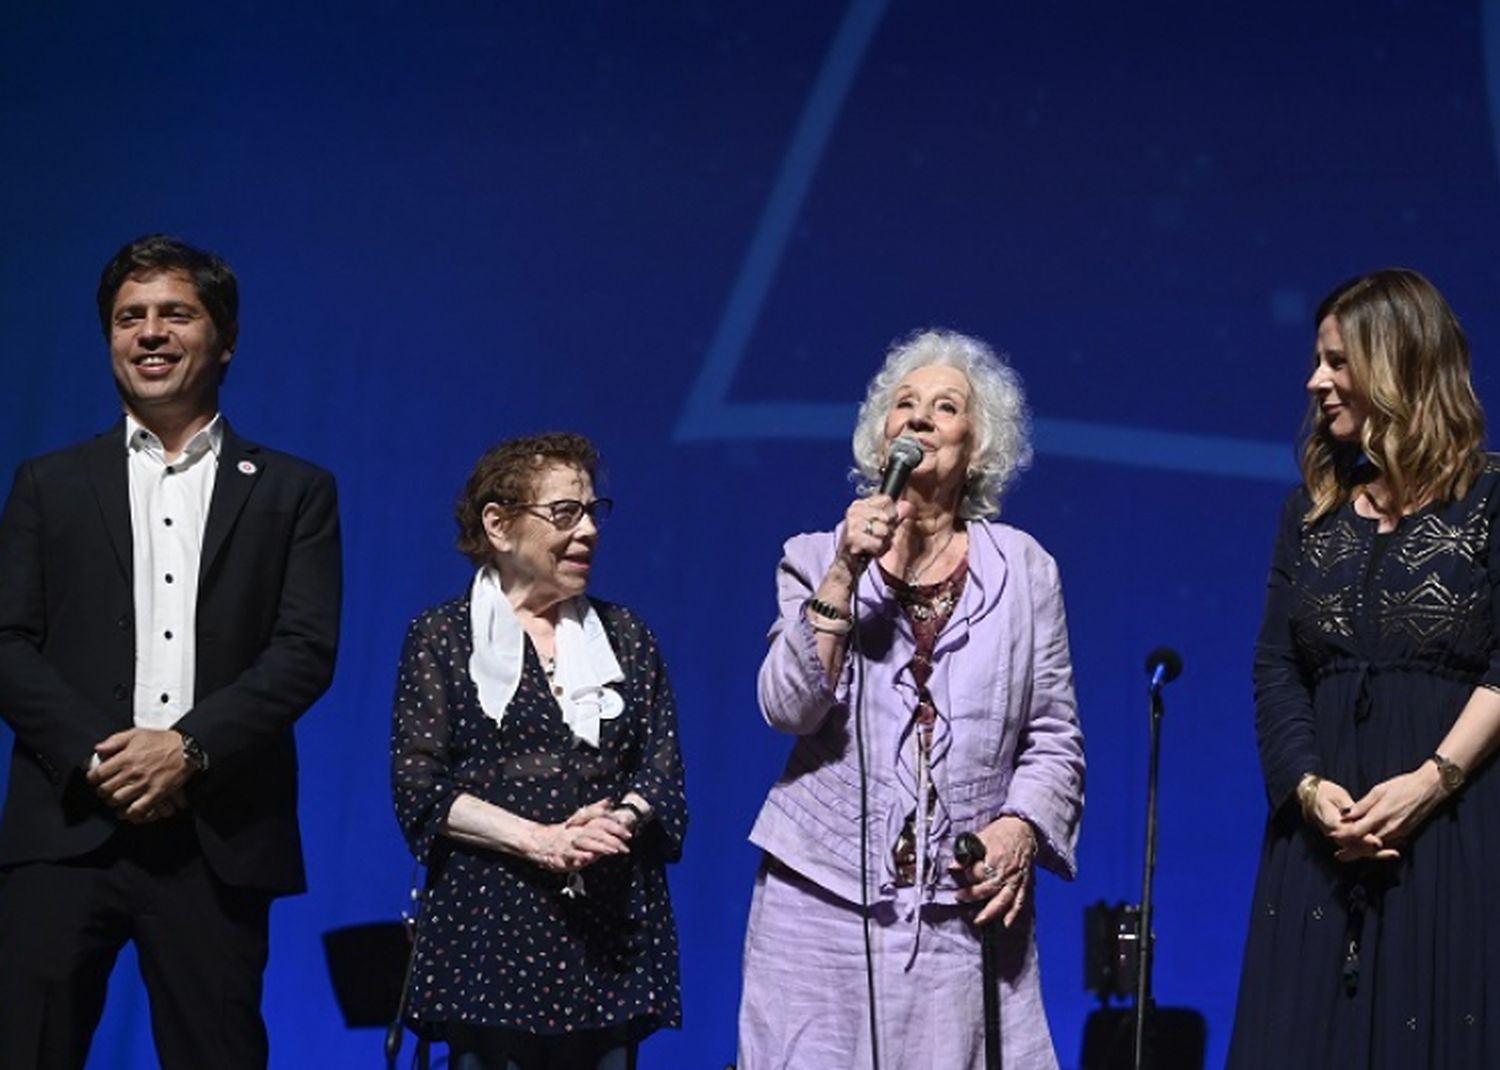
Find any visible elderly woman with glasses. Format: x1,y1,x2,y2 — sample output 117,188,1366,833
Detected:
391,432,686,1070
737,330,1085,1070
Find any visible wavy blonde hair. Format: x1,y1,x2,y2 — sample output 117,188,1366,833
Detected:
1301,268,1485,522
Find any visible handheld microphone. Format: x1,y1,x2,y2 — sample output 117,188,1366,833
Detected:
878,436,925,500
848,436,927,575
1144,647,1183,694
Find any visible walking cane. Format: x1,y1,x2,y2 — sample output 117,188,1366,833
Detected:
955,831,1002,1070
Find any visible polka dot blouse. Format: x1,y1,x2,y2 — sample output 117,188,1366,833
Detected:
391,595,686,1038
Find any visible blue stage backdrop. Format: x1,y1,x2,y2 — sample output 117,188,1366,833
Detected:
4,3,1500,1067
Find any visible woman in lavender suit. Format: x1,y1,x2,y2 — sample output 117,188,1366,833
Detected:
737,330,1085,1070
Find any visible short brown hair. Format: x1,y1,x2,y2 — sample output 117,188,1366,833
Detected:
454,432,601,566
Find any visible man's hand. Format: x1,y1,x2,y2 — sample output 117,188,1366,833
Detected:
87,728,192,823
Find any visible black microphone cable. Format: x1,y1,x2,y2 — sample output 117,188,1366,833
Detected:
849,584,882,1070
844,436,923,1070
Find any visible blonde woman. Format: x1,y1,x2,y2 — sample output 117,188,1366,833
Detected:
1228,270,1500,1068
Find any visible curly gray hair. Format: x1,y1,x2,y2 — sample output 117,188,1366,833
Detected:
851,329,1032,519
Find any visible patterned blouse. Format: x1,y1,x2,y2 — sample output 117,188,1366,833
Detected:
391,595,685,1038
882,553,969,885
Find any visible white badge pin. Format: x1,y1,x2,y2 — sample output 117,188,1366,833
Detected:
237,460,258,476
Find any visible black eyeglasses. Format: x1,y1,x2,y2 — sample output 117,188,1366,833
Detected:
497,497,613,530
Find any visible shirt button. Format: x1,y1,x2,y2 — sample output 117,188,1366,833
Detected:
160,693,170,704
164,517,174,527
553,685,563,697
164,630,173,640
112,684,128,701
164,573,174,584
165,466,175,474
116,615,131,630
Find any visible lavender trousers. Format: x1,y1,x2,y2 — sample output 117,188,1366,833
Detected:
737,860,1060,1070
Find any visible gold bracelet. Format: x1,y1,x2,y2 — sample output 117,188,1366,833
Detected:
1296,772,1323,824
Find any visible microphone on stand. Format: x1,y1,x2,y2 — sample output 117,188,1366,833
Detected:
1133,645,1182,1070
1144,647,1183,695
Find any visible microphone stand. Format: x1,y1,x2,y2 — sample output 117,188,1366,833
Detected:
1132,680,1166,1070
387,867,431,1070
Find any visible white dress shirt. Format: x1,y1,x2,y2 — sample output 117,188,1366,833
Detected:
125,414,221,729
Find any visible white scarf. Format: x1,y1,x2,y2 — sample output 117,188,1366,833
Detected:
467,568,625,747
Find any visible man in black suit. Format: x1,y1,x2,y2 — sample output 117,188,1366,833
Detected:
0,235,342,1068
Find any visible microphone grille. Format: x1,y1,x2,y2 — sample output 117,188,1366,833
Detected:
1144,646,1183,682
887,435,925,468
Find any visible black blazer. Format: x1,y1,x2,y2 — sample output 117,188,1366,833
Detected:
0,421,341,895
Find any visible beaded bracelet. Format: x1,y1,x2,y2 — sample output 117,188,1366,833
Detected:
808,616,853,636
806,597,852,622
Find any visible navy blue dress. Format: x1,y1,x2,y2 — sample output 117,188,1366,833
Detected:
391,596,685,1040
1228,459,1500,1068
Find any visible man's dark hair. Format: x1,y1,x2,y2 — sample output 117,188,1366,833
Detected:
96,234,239,345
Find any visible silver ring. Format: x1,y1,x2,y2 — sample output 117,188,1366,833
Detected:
864,519,878,536
981,862,999,881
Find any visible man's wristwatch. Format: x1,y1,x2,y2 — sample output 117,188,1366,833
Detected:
178,731,210,774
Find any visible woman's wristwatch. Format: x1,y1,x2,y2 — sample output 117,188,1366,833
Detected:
613,800,648,829
1430,752,1466,795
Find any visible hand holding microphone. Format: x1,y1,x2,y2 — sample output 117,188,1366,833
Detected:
840,497,908,563
837,436,925,567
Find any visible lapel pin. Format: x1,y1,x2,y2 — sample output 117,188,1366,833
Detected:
237,460,258,476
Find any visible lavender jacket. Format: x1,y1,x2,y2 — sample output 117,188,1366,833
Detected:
750,520,1085,907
